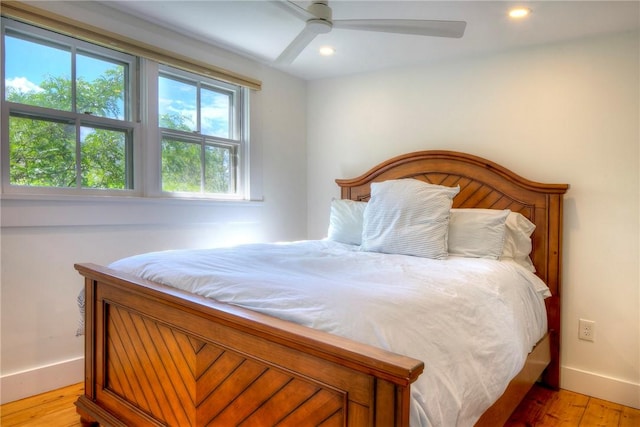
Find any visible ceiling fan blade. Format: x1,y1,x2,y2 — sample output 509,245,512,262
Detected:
333,19,466,38
275,25,320,64
272,0,315,21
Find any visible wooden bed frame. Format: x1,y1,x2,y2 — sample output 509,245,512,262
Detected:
75,150,568,426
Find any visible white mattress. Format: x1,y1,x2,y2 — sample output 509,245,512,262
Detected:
109,240,550,427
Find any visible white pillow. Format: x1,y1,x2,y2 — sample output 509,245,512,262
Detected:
448,209,510,259
503,212,537,271
361,179,459,259
327,199,367,245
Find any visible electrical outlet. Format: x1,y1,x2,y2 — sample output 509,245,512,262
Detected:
578,319,595,342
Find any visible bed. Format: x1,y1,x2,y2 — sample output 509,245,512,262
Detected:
75,150,568,426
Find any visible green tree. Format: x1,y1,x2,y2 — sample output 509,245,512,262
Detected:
8,116,76,187
81,127,127,189
7,69,127,189
160,112,232,194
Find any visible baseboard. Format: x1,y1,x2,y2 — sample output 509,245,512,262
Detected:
562,366,640,409
0,357,84,404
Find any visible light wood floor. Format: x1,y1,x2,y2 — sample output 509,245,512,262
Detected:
1,382,638,426
0,383,84,427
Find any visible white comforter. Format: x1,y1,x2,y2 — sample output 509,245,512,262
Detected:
109,240,549,427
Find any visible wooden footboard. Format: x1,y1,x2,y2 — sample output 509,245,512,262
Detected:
75,263,424,426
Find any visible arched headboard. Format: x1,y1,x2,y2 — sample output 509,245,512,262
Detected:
336,150,569,387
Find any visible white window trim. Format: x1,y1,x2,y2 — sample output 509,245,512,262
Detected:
1,18,141,197
1,18,252,202
140,62,250,200
152,64,249,200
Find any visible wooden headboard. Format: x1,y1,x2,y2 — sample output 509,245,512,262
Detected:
336,150,569,387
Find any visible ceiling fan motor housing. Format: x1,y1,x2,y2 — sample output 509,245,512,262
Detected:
309,1,332,22
307,19,332,34
306,1,333,34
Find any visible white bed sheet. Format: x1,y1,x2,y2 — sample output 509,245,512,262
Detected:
109,240,550,427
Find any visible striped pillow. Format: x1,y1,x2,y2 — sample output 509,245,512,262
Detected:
448,208,510,259
361,179,460,259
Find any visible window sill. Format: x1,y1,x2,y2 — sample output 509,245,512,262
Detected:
0,193,264,228
1,192,263,204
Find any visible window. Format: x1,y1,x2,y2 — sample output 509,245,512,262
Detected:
2,19,136,195
158,67,245,196
2,17,250,200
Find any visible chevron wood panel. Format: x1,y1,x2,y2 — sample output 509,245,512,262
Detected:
348,171,534,217
399,172,534,215
106,304,195,425
104,304,346,426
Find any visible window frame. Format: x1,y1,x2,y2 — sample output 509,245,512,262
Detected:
1,18,140,197
1,16,251,201
153,64,249,200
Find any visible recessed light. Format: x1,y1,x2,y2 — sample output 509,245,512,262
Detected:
509,7,531,19
319,46,335,56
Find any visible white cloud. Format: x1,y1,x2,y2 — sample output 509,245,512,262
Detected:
6,76,43,94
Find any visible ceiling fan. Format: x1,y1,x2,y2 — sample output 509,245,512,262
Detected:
274,0,467,64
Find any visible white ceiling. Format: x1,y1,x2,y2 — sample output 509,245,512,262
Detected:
103,1,640,80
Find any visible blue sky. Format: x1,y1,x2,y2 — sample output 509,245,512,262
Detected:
5,34,110,92
159,75,230,138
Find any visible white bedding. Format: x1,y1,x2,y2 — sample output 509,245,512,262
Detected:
109,240,550,427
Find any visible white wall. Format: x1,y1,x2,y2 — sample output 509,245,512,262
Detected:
0,2,307,403
307,31,639,408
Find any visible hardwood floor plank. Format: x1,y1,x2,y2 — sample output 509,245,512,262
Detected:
1,383,82,417
535,389,590,426
620,405,640,427
505,385,555,426
0,384,83,427
580,397,622,426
